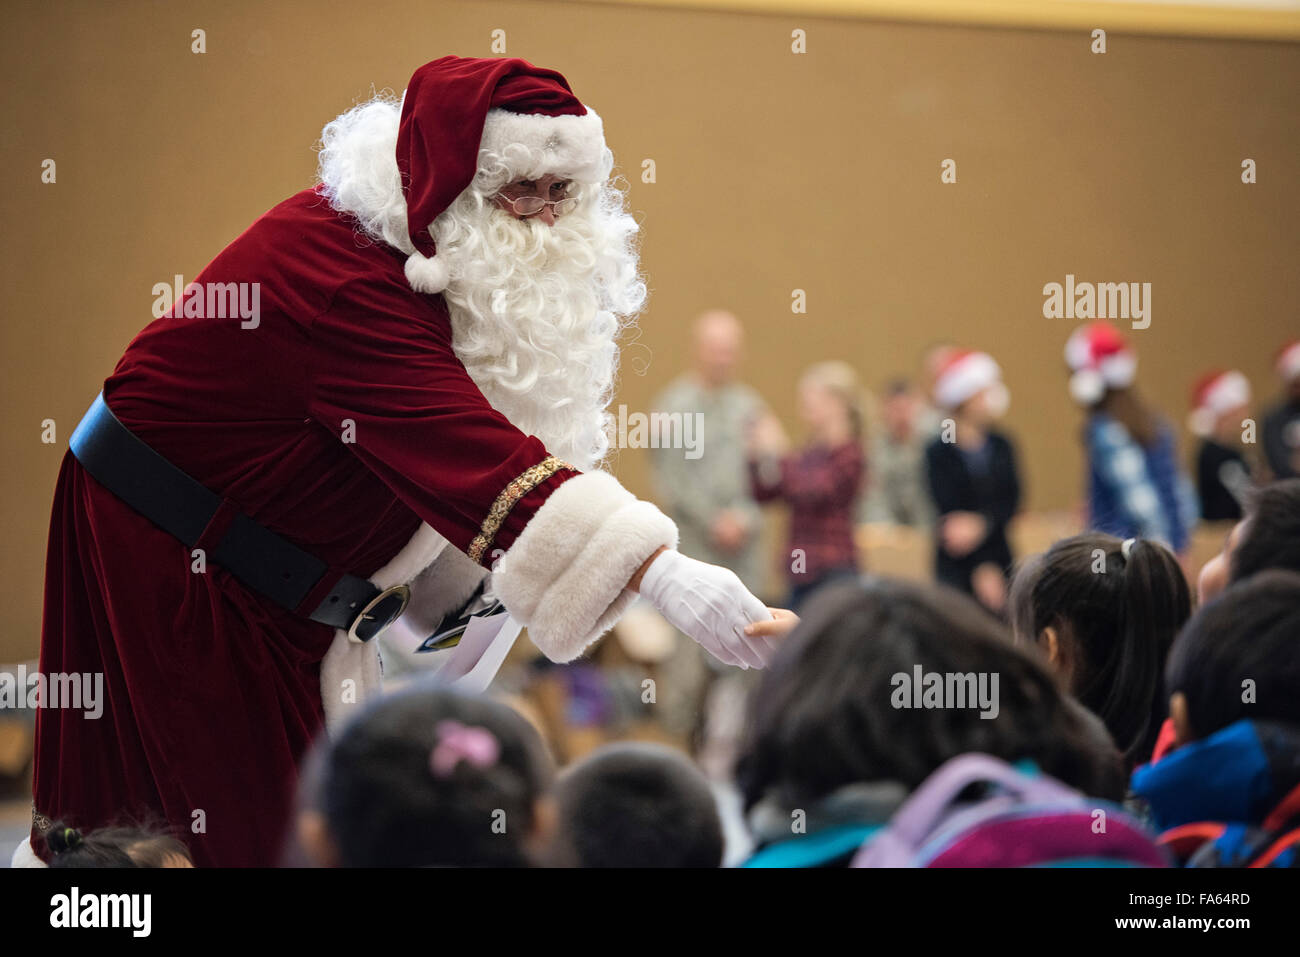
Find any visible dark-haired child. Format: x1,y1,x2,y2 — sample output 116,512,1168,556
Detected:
1197,478,1300,605
1131,570,1300,867
46,821,193,868
735,577,1128,867
297,683,554,867
1010,533,1191,768
548,742,724,867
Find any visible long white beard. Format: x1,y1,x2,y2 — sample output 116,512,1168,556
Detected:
316,95,646,472
433,193,643,471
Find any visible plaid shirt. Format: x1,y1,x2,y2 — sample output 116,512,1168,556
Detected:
1086,413,1198,553
751,441,864,583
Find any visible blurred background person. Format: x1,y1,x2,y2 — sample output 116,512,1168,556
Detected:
917,342,959,436
651,310,768,783
924,349,1021,616
749,361,866,612
1187,369,1256,522
651,309,767,596
862,379,934,529
1263,340,1300,481
1064,321,1197,559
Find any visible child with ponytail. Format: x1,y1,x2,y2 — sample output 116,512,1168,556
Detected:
1010,533,1192,768
45,820,193,868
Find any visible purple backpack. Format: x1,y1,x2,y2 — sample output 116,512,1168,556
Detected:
851,753,1168,868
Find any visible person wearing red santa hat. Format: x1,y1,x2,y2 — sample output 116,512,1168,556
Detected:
922,349,1021,615
1262,340,1300,480
1188,369,1256,521
17,56,778,868
1063,321,1197,556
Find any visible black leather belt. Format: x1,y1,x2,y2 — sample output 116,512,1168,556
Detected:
69,392,409,643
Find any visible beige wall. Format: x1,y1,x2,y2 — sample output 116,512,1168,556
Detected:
2,1,1297,661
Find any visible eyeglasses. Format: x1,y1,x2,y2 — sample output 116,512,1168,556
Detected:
495,193,580,217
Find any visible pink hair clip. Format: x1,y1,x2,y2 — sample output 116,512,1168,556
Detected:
429,720,500,778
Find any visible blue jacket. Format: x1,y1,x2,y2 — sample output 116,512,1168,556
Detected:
1086,413,1197,553
1130,719,1300,867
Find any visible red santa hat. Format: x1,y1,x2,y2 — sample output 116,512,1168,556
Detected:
933,350,1003,410
397,56,608,295
1188,369,1251,437
1064,321,1137,406
1276,340,1300,384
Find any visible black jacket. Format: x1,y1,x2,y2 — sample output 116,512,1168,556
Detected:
924,430,1021,594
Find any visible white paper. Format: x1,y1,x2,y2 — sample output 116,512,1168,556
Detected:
437,613,523,694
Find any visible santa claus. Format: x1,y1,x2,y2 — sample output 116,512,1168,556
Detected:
18,56,776,867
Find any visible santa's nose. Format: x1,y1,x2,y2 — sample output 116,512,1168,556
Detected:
534,205,557,226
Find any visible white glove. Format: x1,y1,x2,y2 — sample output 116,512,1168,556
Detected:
638,549,777,669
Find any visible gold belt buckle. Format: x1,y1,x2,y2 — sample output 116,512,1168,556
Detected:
347,583,411,644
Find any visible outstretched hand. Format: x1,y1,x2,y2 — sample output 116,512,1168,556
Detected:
745,607,799,640
636,549,779,669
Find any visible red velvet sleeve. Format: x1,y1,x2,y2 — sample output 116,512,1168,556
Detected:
306,280,577,564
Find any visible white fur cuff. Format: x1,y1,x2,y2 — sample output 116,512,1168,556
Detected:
493,471,677,662
11,837,46,868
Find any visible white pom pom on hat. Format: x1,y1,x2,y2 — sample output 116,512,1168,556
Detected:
1069,368,1106,406
404,249,451,295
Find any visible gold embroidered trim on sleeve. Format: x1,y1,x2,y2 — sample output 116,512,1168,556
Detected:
467,455,574,564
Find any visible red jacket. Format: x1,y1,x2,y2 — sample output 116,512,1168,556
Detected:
33,188,576,866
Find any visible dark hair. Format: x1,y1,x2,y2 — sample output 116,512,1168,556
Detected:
551,742,723,868
322,683,552,867
1165,569,1300,740
46,820,192,868
735,577,1127,810
1009,534,1190,767
1098,387,1160,448
1230,479,1300,583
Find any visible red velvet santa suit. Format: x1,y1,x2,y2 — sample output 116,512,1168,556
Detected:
31,183,671,866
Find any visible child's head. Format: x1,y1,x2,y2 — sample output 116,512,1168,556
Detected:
1165,569,1300,746
548,742,724,868
798,361,862,438
735,577,1127,813
1187,369,1251,444
305,683,553,867
932,350,1009,426
46,821,193,868
1229,478,1300,583
1198,479,1300,605
1010,533,1191,766
880,379,919,441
